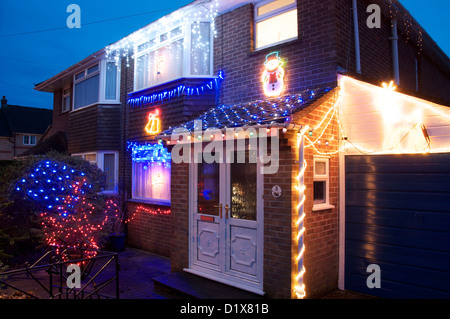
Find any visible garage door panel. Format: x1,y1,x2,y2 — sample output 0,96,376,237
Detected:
347,190,450,212
346,173,450,193
345,153,450,298
345,241,450,270
346,163,450,174
346,206,450,232
345,269,450,299
346,222,450,252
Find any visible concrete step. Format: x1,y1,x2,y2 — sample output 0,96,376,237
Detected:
152,272,265,299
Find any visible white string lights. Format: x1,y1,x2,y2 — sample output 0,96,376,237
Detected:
105,0,219,67
293,125,309,299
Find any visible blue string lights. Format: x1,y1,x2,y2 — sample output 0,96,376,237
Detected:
128,142,172,167
159,87,332,136
15,160,91,210
127,71,224,107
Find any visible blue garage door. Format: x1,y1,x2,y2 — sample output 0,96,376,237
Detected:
345,153,450,298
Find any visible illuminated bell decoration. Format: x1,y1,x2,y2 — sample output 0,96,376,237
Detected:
145,109,161,135
262,52,285,97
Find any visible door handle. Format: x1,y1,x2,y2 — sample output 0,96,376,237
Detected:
225,204,230,219
214,204,222,218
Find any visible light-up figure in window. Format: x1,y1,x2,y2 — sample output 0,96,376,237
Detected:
262,52,285,97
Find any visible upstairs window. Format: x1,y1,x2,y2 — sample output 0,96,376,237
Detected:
23,135,36,146
255,0,298,50
134,22,212,91
73,60,120,111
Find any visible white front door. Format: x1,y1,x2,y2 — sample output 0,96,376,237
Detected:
188,146,264,294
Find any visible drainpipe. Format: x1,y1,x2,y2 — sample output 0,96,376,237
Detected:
352,0,362,74
391,18,400,85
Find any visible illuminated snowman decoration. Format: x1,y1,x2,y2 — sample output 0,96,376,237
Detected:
262,52,285,97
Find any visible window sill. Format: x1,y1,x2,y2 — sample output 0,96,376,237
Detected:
128,198,171,207
250,37,299,55
312,203,335,212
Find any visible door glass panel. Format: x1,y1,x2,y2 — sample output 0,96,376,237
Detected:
197,153,220,216
230,151,257,221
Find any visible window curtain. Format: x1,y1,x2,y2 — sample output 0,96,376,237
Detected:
104,153,116,191
133,162,171,201
74,74,99,109
191,22,211,76
105,63,117,100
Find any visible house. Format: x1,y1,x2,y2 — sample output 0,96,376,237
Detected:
34,49,123,194
0,96,52,160
35,0,450,299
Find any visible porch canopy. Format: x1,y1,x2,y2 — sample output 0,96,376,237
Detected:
158,86,335,138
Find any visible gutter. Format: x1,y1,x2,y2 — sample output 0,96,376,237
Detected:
352,0,362,74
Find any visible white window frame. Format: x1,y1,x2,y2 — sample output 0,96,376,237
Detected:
133,19,214,92
62,86,71,113
312,155,334,211
254,0,298,50
72,60,121,112
72,151,119,195
23,135,36,146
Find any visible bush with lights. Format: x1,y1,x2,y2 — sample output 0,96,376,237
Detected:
1,152,117,264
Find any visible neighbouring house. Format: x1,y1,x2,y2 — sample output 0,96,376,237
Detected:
35,0,450,299
0,96,52,160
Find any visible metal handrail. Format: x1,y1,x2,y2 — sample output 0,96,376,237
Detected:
0,247,120,299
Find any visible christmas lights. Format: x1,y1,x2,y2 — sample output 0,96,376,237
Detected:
293,126,309,299
128,141,171,166
159,87,333,136
125,206,171,224
15,159,91,210
262,52,285,97
145,109,161,135
105,0,219,67
128,71,224,107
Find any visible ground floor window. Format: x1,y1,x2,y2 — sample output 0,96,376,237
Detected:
72,151,119,194
313,155,331,210
130,143,171,205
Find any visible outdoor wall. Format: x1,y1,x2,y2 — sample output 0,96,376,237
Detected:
169,92,340,299
67,104,121,154
126,201,172,257
214,2,338,106
339,75,450,156
289,92,340,299
0,137,13,160
335,0,450,104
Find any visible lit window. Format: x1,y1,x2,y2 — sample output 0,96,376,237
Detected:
255,0,298,50
133,162,171,204
313,156,332,210
134,21,212,91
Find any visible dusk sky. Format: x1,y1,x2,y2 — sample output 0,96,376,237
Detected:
0,0,449,109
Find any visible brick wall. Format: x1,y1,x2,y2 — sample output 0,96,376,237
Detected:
214,2,338,106
126,201,172,257
336,0,450,103
168,91,340,298
290,92,340,299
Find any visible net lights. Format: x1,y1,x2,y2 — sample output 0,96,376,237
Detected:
128,141,172,166
15,160,90,210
